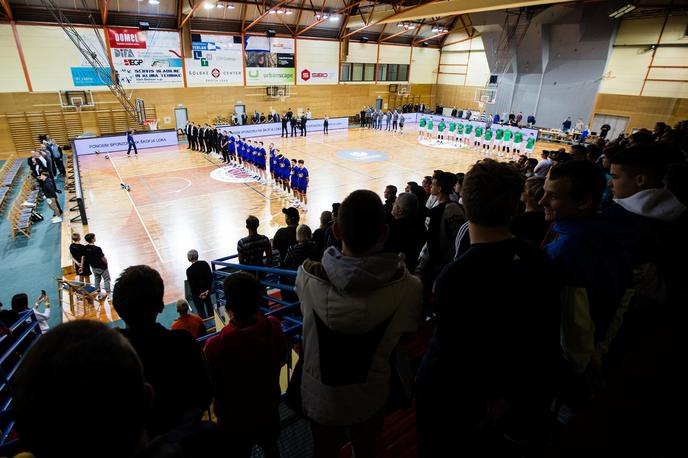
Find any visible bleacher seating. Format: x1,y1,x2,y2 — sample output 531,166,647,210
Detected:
7,176,42,240
0,311,44,454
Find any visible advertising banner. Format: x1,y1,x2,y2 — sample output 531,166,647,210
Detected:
216,117,349,139
298,67,338,85
71,67,111,86
186,33,243,86
73,130,178,156
108,28,184,87
70,30,111,87
245,36,295,85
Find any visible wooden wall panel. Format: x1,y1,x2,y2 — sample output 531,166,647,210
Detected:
434,84,484,111
592,93,688,132
0,84,435,154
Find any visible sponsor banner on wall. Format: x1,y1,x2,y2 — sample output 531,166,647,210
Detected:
186,34,243,86
73,130,178,156
71,67,112,86
298,67,338,85
245,36,295,85
407,113,539,140
216,117,348,139
108,28,184,87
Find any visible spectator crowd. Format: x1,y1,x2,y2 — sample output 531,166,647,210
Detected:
3,119,687,458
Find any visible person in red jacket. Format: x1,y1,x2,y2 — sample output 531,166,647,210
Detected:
204,272,287,458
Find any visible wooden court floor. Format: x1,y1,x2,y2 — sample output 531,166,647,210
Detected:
75,125,539,309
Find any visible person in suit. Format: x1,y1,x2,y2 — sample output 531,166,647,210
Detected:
241,112,248,125
45,137,65,176
300,113,307,136
260,113,266,123
290,115,298,137
267,113,274,123
185,122,192,149
286,108,293,120
205,126,214,154
190,123,199,150
274,112,280,123
281,116,288,137
28,152,48,178
126,129,138,156
360,107,367,127
198,125,206,152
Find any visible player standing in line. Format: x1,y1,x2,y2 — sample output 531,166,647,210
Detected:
245,140,254,177
483,127,493,155
473,124,483,150
269,144,278,189
257,141,267,183
399,114,405,134
494,127,504,155
463,122,473,148
228,131,236,166
236,136,244,166
282,154,292,197
448,119,457,146
437,119,446,144
502,128,514,158
524,133,536,157
290,159,300,206
456,121,464,147
418,116,427,140
297,160,309,210
512,128,523,156
426,117,434,141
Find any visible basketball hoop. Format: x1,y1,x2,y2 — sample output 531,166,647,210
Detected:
144,118,158,131
73,99,83,112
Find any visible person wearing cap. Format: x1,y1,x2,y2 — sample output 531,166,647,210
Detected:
272,207,300,263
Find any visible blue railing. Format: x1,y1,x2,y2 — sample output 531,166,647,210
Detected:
209,252,303,338
0,311,43,454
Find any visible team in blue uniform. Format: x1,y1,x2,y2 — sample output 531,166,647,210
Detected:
191,127,311,208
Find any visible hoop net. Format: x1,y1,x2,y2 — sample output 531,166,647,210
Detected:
73,99,83,112
144,118,158,131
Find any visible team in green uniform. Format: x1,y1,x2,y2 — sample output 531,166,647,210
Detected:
502,128,513,155
437,120,446,142
456,123,465,146
473,126,484,149
513,129,523,154
464,123,473,147
494,128,504,151
426,117,434,140
448,121,457,144
483,127,493,152
525,133,536,155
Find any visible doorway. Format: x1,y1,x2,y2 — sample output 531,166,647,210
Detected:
590,114,629,141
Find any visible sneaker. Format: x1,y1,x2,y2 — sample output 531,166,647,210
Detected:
51,216,63,223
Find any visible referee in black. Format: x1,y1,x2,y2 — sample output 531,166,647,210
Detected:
281,116,288,137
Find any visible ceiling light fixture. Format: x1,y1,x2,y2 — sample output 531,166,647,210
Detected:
608,3,637,19
226,4,235,9
329,15,339,22
148,0,160,5
216,3,225,8
203,2,214,9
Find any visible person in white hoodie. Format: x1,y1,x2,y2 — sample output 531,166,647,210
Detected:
605,145,687,360
295,189,422,458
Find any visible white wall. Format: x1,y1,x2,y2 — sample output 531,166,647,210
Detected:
600,16,688,97
0,25,28,93
437,36,489,87
18,25,110,92
379,44,411,64
410,47,440,84
345,42,378,63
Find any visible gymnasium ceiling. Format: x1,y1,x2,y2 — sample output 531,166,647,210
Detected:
1,0,687,47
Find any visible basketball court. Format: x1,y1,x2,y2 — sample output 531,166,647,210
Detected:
76,124,493,307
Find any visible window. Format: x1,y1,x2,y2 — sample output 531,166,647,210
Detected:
398,64,408,82
364,64,375,81
341,62,410,82
352,63,364,81
340,63,351,81
387,64,398,82
377,64,387,81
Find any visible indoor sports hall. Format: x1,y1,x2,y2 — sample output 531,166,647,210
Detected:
1,1,687,457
